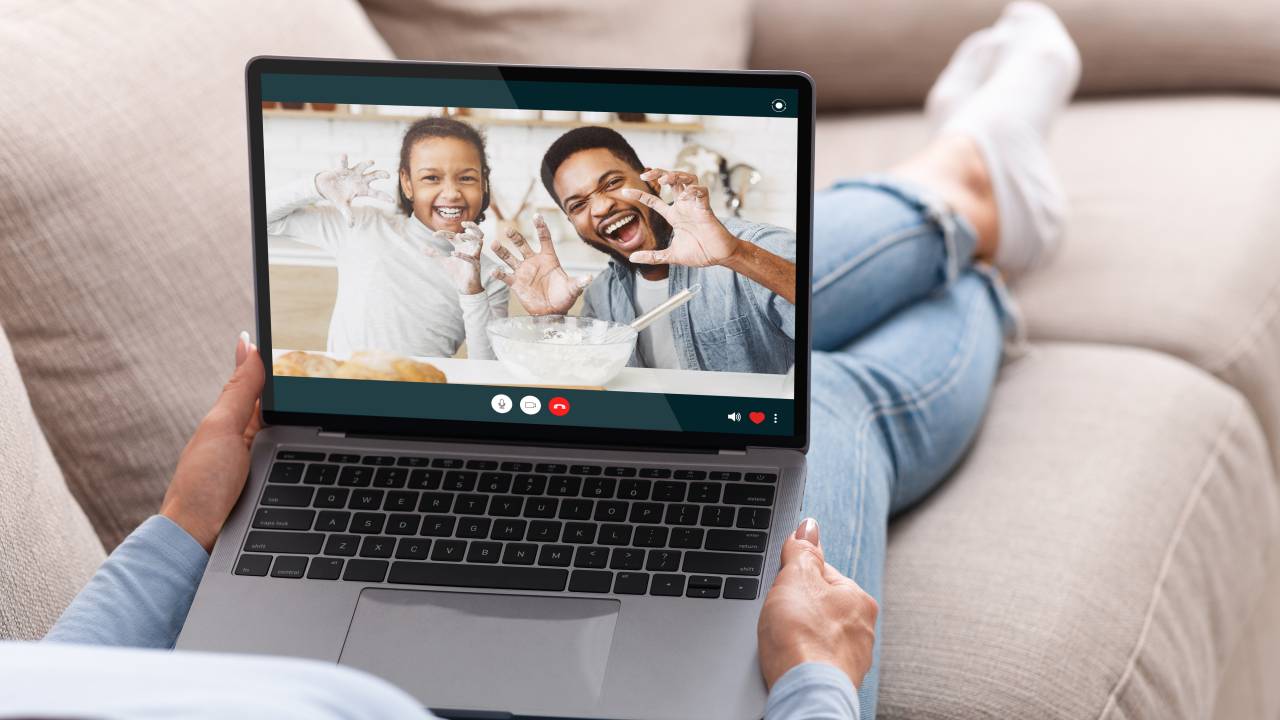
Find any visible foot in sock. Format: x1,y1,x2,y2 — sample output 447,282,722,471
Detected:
927,1,1081,280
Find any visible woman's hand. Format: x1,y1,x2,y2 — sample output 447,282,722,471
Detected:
427,222,486,295
159,332,266,553
491,214,592,316
314,154,396,227
757,518,879,690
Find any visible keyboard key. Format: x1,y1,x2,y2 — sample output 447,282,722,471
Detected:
408,469,442,490
708,471,741,482
359,536,394,558
573,546,608,568
523,498,557,519
687,584,722,599
583,477,616,499
383,491,417,512
444,471,478,491
502,543,538,565
745,472,778,483
395,538,431,560
278,451,325,462
466,541,502,563
528,521,561,542
348,489,383,510
361,455,396,466
598,524,633,546
373,467,407,488
593,501,627,522
670,528,705,549
307,557,344,580
338,466,373,487
535,463,567,474
650,574,685,596
303,464,339,485
466,459,498,470
418,492,453,513
420,515,456,537
604,466,636,477
723,484,775,506
432,458,464,469
328,453,361,464
609,548,644,570
430,539,466,562
269,462,304,484
324,534,359,556
652,481,685,502
501,461,533,472
638,468,671,478
665,504,698,525
736,507,772,529
633,526,669,548
724,577,760,600
538,544,573,567
513,474,548,495
490,496,524,517
548,476,581,496
673,469,706,480
479,472,512,493
385,514,420,535
558,499,592,520
350,513,385,534
688,482,721,503
569,570,613,593
313,488,349,509
235,553,271,576
396,456,431,467
390,561,568,592
271,556,308,578
563,522,597,544
628,503,663,524
646,550,681,572
262,485,312,507
700,506,734,527
570,464,602,475
454,494,488,515
343,559,388,582
315,510,350,533
457,517,492,539
244,531,323,555
683,551,763,576
706,529,768,553
618,479,650,500
614,572,649,594
490,518,527,542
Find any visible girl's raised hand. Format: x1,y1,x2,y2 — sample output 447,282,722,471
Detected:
427,221,486,295
315,153,396,227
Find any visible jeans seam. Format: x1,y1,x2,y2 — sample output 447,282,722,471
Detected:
813,224,936,295
847,283,986,569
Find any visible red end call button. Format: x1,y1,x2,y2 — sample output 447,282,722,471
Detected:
548,397,570,417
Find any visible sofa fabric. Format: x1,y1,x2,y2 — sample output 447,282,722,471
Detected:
878,343,1280,719
0,0,393,548
359,0,752,71
0,324,104,641
751,0,1280,111
813,96,1280,459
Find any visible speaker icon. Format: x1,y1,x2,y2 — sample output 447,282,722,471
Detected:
727,411,742,422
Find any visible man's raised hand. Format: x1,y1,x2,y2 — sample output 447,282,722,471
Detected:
314,153,396,227
426,221,485,295
491,214,592,316
624,168,740,267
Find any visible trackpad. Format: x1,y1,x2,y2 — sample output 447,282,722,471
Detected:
339,589,620,712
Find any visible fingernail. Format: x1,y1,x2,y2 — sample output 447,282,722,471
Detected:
236,331,250,367
795,518,818,544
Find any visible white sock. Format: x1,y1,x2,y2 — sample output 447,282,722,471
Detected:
933,1,1081,279
924,26,1006,126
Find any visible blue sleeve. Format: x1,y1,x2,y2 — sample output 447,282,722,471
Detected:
738,221,797,340
43,515,209,649
765,662,860,720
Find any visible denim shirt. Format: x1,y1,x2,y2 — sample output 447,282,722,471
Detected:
580,217,796,374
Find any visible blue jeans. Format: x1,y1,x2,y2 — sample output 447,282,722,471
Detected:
806,177,1011,719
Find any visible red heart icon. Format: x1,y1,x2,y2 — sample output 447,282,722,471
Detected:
748,411,765,425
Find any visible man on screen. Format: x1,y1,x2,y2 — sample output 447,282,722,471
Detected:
487,126,797,375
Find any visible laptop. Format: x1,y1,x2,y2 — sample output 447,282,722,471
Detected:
178,56,815,720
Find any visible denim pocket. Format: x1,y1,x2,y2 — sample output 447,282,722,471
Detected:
696,313,753,372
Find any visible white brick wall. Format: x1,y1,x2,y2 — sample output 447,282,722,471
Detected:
264,108,798,272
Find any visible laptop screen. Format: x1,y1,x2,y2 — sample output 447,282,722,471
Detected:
250,60,811,449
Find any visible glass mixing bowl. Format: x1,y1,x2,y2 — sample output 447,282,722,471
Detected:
486,315,637,387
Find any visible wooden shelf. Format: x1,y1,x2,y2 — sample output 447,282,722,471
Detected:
261,108,702,133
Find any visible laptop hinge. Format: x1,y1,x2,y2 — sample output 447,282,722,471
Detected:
718,448,748,456
317,430,347,438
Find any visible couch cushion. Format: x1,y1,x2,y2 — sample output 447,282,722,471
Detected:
0,1,392,548
814,96,1280,457
0,323,104,641
750,0,1280,111
360,0,751,70
879,342,1280,719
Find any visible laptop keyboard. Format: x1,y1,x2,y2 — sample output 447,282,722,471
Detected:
234,449,778,600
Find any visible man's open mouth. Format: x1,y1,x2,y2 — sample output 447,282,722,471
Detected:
434,206,465,221
599,211,643,251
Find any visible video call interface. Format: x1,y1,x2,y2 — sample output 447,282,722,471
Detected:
261,72,801,436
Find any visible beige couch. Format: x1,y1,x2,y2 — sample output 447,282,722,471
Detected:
1,1,1277,718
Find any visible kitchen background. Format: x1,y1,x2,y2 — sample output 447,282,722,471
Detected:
263,104,799,352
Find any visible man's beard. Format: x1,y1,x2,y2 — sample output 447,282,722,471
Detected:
590,209,673,268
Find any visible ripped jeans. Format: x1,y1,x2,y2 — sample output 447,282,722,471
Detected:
804,177,1015,719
